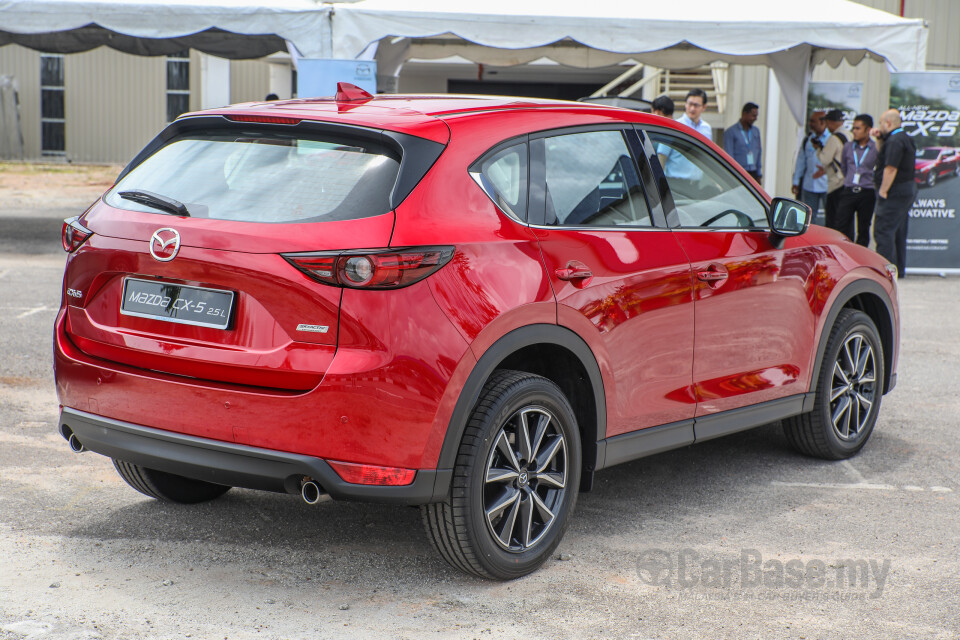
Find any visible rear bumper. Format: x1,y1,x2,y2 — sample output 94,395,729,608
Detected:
58,407,452,505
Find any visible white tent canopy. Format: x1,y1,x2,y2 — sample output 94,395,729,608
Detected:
0,0,332,59
0,0,927,120
334,0,927,124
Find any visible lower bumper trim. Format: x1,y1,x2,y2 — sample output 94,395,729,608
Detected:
58,407,451,505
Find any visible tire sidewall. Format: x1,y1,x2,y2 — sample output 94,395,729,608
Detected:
464,377,581,579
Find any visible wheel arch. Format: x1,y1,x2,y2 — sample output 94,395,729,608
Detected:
436,324,606,493
811,277,897,395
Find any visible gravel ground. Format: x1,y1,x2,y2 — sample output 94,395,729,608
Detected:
0,166,957,639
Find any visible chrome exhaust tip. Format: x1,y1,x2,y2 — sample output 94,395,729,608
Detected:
67,433,85,453
301,479,322,505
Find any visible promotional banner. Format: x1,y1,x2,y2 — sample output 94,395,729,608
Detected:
804,83,863,224
807,82,863,131
891,73,960,274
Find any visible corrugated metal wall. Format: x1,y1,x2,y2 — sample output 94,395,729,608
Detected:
230,59,271,104
0,45,41,159
63,47,166,164
906,0,960,70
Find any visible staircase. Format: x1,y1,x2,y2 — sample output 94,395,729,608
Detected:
658,65,727,114
590,62,728,115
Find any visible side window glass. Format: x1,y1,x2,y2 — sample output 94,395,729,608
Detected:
472,143,528,220
649,132,768,229
542,130,651,227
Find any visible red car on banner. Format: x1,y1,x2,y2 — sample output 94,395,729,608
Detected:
55,85,900,579
915,146,960,187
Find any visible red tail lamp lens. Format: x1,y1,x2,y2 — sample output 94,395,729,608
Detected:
225,114,301,125
284,247,454,289
61,217,92,253
327,460,416,486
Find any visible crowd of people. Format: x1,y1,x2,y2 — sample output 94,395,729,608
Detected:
651,92,914,277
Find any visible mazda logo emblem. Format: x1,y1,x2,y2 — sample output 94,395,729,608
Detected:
150,228,181,262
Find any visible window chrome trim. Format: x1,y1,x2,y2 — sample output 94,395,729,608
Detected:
469,171,525,224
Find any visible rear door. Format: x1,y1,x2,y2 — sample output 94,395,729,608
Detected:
529,126,696,438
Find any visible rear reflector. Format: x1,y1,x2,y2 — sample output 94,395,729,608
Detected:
283,247,454,289
328,460,416,486
225,114,301,125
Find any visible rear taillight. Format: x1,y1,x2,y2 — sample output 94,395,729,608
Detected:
61,216,92,253
283,247,454,289
327,460,416,486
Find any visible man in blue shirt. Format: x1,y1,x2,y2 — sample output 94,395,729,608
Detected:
835,114,879,246
792,111,830,216
659,89,710,184
723,102,762,182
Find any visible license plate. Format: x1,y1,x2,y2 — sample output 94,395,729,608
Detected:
120,278,234,330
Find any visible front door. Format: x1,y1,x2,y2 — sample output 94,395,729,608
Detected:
529,127,697,437
645,128,817,417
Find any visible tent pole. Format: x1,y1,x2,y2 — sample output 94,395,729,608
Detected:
321,6,333,58
764,67,780,195
199,53,230,110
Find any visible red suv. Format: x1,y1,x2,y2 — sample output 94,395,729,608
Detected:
914,146,960,187
55,86,899,579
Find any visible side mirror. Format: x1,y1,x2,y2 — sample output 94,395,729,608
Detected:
768,197,811,248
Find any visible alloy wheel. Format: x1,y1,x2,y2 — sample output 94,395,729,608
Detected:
483,406,567,552
829,332,877,441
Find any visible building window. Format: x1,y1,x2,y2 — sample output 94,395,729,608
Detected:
167,50,190,122
40,53,65,156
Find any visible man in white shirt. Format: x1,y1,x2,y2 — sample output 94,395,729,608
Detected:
677,88,712,140
659,89,711,185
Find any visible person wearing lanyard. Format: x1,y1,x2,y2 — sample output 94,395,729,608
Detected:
871,109,917,277
792,111,830,217
835,114,879,246
723,102,762,182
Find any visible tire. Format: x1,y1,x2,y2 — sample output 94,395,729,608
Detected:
113,459,231,504
783,309,884,460
421,370,581,579
927,171,936,187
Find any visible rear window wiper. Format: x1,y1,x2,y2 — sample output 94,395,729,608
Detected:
118,190,191,217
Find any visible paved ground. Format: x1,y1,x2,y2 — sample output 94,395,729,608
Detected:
0,171,958,639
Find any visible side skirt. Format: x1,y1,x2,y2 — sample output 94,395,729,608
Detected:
595,393,816,471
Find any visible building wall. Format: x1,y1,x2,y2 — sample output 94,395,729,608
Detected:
907,0,960,71
0,45,41,159
64,47,166,164
230,58,271,104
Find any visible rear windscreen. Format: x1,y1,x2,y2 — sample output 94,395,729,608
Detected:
104,130,401,223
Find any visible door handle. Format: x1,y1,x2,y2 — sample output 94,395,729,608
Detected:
555,264,593,281
696,264,728,289
696,270,728,282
